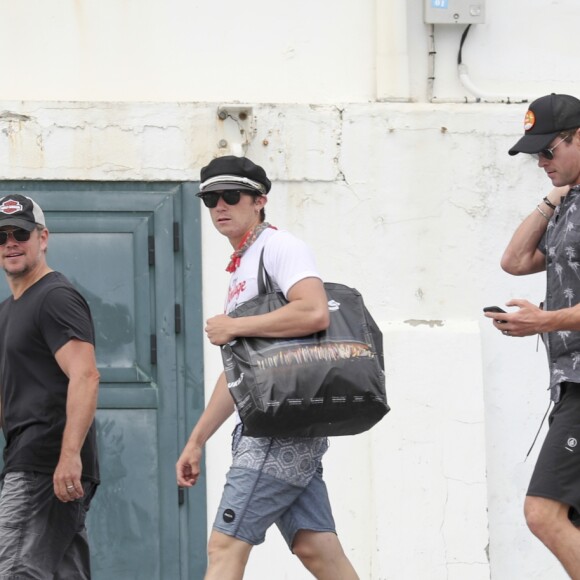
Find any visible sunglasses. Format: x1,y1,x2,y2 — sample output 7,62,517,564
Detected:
198,190,256,209
532,136,568,161
0,228,33,245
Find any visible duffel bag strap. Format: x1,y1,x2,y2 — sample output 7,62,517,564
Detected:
257,248,275,295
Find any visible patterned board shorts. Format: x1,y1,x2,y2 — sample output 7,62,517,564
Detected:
212,425,336,547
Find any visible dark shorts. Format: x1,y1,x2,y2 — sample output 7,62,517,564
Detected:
0,471,97,579
213,425,336,548
528,382,580,524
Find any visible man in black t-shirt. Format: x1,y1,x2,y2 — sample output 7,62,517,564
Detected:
0,194,100,579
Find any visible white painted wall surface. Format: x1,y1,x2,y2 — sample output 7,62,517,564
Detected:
1,0,580,578
0,100,568,579
1,0,579,104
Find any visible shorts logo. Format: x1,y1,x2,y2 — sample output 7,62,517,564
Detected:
223,508,236,523
568,438,577,448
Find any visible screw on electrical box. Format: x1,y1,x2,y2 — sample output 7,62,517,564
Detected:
218,139,228,148
218,111,227,120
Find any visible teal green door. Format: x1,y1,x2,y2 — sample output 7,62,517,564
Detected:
0,182,207,579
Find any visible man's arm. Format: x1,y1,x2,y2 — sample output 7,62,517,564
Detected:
176,372,234,487
53,339,100,502
500,186,568,275
205,277,330,346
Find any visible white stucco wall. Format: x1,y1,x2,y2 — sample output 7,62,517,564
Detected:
1,0,580,105
1,0,580,578
0,100,567,579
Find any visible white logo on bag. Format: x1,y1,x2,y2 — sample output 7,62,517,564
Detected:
328,300,340,312
227,373,244,389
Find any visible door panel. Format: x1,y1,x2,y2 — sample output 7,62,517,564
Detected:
47,215,151,383
0,182,206,579
90,409,161,580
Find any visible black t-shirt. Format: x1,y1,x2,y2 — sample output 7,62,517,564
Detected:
0,271,99,482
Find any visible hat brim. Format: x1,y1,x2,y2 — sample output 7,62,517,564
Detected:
509,131,560,156
198,182,262,194
0,218,37,231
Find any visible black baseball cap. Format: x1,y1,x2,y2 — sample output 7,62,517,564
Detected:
509,93,580,155
198,156,271,196
0,194,46,231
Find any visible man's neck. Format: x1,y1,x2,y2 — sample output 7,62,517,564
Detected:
228,220,262,249
8,265,53,300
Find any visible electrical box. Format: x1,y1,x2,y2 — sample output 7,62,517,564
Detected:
424,0,485,24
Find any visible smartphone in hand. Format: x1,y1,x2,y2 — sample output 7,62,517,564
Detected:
483,306,507,323
483,306,506,314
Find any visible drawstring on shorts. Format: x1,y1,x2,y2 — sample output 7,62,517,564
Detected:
525,399,553,461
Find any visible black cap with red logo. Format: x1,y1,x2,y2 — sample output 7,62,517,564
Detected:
0,195,46,231
509,93,580,155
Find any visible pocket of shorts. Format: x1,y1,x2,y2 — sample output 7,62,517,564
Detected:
0,472,35,530
551,424,580,475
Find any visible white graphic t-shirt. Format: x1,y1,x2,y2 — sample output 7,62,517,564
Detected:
224,228,321,314
224,229,329,482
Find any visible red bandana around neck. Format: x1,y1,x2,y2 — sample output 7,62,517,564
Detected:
226,222,276,273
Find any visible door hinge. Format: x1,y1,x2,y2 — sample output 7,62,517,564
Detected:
173,222,180,252
150,334,157,364
148,235,155,266
178,487,185,506
174,304,182,334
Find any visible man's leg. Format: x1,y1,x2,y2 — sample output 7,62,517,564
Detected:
0,472,94,580
54,481,97,580
292,530,358,580
205,530,253,580
525,495,580,578
276,464,358,579
53,528,91,580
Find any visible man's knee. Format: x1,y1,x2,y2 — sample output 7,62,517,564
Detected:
292,530,340,566
207,531,252,569
292,533,317,563
524,495,570,539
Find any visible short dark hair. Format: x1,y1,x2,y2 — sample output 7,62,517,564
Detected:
559,127,580,141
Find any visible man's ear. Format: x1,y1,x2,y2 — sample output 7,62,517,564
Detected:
255,195,268,209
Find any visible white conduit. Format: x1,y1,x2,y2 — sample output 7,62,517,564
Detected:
458,63,529,104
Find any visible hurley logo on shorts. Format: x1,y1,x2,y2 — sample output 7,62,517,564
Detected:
222,509,236,523
565,437,578,452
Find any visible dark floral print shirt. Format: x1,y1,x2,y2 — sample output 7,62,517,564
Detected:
540,185,580,402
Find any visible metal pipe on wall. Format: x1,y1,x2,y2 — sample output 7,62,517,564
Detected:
376,0,411,102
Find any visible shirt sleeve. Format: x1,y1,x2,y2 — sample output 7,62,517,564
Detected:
38,286,95,355
263,231,322,298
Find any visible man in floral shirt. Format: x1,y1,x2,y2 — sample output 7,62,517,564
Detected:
486,93,580,576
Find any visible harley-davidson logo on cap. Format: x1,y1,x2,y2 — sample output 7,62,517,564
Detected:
0,199,23,215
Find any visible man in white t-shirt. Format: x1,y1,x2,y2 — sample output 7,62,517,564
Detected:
176,156,359,580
